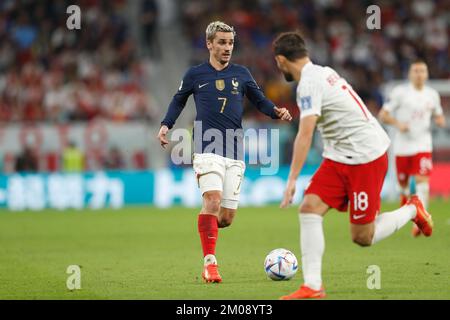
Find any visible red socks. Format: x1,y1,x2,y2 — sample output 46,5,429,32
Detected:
198,214,218,257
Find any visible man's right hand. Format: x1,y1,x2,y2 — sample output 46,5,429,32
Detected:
280,178,296,209
157,125,169,148
396,122,409,133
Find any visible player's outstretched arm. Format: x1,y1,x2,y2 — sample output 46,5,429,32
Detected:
243,68,291,121
159,69,194,136
280,115,317,208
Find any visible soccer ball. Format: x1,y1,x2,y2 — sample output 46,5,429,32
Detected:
264,248,298,281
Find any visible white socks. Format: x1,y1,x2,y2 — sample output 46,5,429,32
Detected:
299,213,324,291
372,205,417,244
415,182,429,209
204,254,217,266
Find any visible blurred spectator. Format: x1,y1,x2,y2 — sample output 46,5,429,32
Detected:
15,146,38,172
62,141,84,172
179,0,449,166
103,146,125,170
140,0,160,58
179,0,450,117
11,12,34,45
0,0,156,123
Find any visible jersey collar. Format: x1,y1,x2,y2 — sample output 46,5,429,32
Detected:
409,83,425,92
301,61,313,74
207,61,232,72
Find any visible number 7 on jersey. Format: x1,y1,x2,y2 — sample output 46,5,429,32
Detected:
218,97,227,113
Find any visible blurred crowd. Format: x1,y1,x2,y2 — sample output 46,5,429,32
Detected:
2,0,447,124
1,0,449,171
0,0,157,123
12,142,126,173
180,0,450,119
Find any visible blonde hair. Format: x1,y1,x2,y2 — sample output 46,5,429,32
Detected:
205,21,236,41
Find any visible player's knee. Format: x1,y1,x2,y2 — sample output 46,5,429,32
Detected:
299,195,328,214
203,192,222,214
205,201,221,214
352,233,373,247
299,202,319,214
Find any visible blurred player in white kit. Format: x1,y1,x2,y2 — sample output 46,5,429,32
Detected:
379,60,446,237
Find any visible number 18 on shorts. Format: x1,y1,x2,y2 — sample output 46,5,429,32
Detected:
305,153,388,224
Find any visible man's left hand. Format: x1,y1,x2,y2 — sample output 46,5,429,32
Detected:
274,107,292,121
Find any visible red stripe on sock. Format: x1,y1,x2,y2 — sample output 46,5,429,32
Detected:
198,214,218,257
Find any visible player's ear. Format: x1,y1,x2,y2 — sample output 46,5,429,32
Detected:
275,55,283,62
275,55,286,67
206,40,213,51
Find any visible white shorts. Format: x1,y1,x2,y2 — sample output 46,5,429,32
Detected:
193,153,246,209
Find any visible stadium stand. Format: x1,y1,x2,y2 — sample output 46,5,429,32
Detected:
180,0,449,118
0,0,448,170
0,0,157,123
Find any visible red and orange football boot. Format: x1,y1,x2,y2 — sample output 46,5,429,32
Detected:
280,285,326,300
407,195,433,237
202,264,222,283
402,194,422,237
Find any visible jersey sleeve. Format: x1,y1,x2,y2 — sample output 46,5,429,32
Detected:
297,77,323,119
432,90,444,116
242,68,278,119
382,86,401,113
160,69,195,129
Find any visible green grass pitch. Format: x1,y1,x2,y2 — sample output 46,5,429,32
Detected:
0,200,449,300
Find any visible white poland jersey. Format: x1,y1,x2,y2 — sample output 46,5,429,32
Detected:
297,62,390,165
382,83,443,156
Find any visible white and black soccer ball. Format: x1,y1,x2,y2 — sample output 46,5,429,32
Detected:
264,248,298,281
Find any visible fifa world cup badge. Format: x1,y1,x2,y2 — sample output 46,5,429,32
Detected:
231,78,239,94
215,79,225,91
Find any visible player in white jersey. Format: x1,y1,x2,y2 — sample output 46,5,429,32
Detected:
379,60,446,237
272,32,433,299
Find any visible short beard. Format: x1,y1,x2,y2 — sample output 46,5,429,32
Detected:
219,56,230,65
283,71,294,82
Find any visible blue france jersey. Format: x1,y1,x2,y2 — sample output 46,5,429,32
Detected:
161,62,278,160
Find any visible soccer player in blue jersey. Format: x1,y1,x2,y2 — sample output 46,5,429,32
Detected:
157,21,292,283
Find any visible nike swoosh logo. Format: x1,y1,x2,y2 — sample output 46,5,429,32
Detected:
199,83,209,88
353,214,366,220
